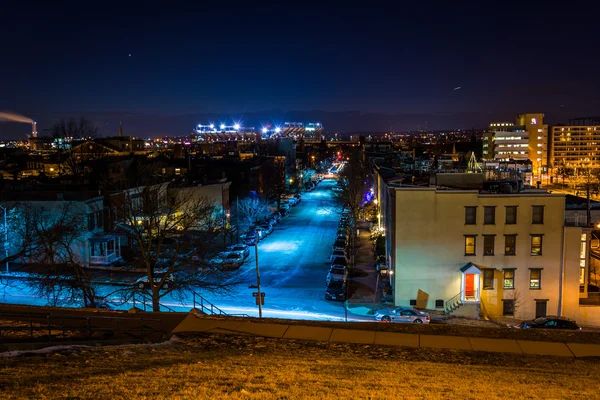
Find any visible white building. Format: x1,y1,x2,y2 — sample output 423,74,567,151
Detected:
375,167,600,326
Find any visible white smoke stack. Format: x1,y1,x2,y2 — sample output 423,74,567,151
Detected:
32,121,38,138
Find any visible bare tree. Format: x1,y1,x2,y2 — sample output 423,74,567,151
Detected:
262,156,287,208
509,290,525,321
335,151,370,266
111,165,241,312
234,197,271,232
51,117,98,140
3,202,100,308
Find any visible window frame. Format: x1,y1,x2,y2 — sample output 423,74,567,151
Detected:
532,205,544,224
483,235,495,256
503,269,515,289
483,269,494,290
502,299,515,316
465,206,477,225
505,206,517,224
529,268,542,290
483,206,496,225
530,235,543,256
464,235,476,256
504,234,517,256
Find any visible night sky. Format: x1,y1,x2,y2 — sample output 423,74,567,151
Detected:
1,2,599,138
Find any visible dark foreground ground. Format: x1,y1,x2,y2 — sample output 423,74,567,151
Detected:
2,332,600,399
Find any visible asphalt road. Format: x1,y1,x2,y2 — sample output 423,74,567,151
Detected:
1,178,358,321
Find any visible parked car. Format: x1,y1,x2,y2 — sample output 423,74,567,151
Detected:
519,316,582,330
325,280,346,301
227,244,250,259
260,223,273,235
244,232,258,246
326,265,348,285
221,252,245,270
294,194,301,202
272,213,281,222
332,239,347,251
374,307,430,324
330,249,348,262
331,256,348,268
134,274,175,290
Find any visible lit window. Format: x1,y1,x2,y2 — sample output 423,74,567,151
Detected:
465,236,476,256
503,270,515,289
531,235,543,256
530,269,542,289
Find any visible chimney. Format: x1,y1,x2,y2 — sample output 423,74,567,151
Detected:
32,121,38,138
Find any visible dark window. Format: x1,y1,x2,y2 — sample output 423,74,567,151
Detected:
532,206,544,224
483,235,495,255
503,270,515,289
409,299,417,306
502,299,515,315
530,269,542,289
465,207,477,225
95,210,103,229
465,235,476,255
87,213,95,231
484,206,496,225
483,269,494,289
435,299,444,308
505,206,517,224
505,235,517,255
535,301,547,318
531,235,543,256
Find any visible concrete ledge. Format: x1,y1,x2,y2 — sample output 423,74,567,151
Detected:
420,335,473,351
329,329,376,344
469,337,522,354
567,343,600,358
283,326,333,342
374,332,419,347
235,323,289,338
516,340,574,357
172,316,242,334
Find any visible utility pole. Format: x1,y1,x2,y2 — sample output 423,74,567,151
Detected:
1,205,8,274
254,232,263,318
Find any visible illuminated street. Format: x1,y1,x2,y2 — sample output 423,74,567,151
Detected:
0,178,369,321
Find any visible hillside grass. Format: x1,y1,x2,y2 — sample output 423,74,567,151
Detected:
2,333,599,399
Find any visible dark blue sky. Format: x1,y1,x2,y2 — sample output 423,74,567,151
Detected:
1,2,599,138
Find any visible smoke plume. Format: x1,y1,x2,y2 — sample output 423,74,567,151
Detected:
0,111,33,123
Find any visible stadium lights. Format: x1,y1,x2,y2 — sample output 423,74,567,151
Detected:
262,127,268,133
275,127,281,133
234,123,241,130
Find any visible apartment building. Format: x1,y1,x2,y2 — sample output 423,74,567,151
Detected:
551,117,600,172
374,166,600,326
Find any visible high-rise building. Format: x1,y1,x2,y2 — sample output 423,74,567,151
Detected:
550,117,600,174
483,113,548,178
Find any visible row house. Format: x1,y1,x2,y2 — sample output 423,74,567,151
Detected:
374,166,600,326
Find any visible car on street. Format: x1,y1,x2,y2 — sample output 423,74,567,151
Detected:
325,280,346,301
331,256,348,268
221,252,245,270
330,249,347,262
244,232,258,246
519,316,582,330
227,244,250,259
260,223,273,235
332,239,347,251
374,306,430,324
326,265,348,285
134,274,175,290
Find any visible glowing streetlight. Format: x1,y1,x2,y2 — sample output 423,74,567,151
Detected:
373,198,378,205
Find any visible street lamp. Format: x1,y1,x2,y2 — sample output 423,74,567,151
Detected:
253,230,263,318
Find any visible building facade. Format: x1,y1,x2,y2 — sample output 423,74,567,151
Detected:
550,118,600,173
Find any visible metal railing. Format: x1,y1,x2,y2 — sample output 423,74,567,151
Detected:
191,291,249,317
0,313,164,344
445,291,463,312
132,291,177,313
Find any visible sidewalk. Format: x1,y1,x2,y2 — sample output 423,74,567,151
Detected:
173,313,600,358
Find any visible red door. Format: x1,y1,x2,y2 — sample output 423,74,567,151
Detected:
465,274,475,297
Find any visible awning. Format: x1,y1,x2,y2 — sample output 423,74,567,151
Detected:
460,262,482,274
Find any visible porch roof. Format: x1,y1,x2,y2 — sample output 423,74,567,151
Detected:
460,262,483,274
89,234,117,243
